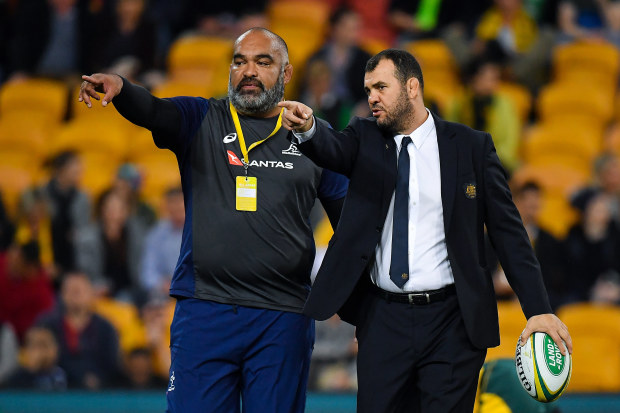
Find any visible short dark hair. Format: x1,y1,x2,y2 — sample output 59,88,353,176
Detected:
365,49,424,91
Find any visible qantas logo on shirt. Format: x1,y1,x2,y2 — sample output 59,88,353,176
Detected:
227,150,293,169
227,150,243,166
223,133,237,143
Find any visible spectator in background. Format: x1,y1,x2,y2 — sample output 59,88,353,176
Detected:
116,347,167,390
21,150,91,276
343,0,395,45
8,0,101,80
140,187,183,300
141,298,172,381
485,182,566,309
1,326,67,391
389,0,489,42
113,163,156,229
186,0,268,38
0,242,55,342
0,191,15,252
37,272,120,389
447,57,521,174
306,7,372,119
15,188,55,280
76,189,146,304
473,0,553,91
588,153,620,221
300,59,352,131
91,0,158,83
564,188,620,303
310,315,357,392
0,322,19,384
556,0,608,43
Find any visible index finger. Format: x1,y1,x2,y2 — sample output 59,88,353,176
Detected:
277,101,299,110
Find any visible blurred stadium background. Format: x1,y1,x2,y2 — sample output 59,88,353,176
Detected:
1,0,620,411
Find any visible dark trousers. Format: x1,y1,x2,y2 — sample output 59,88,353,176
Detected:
355,291,486,413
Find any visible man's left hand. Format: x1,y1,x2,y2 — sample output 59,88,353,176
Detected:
521,313,573,355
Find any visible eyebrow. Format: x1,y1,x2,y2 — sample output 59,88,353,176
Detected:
233,53,274,61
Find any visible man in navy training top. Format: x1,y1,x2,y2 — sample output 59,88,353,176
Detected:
79,27,348,413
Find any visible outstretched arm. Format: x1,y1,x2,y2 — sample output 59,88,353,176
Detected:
79,74,181,139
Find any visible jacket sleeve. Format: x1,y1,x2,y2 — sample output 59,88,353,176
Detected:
482,133,552,318
297,117,362,177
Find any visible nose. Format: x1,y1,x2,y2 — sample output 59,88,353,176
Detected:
242,61,258,78
368,90,379,106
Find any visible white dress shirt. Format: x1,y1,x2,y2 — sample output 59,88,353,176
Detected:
371,110,454,292
293,110,454,293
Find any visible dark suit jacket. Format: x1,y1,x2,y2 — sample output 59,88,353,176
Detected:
299,114,552,349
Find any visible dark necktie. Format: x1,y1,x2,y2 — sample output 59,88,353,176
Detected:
390,136,411,288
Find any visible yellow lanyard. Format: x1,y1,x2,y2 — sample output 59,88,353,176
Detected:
229,101,283,175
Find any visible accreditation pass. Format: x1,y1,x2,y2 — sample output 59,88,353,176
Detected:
236,176,257,211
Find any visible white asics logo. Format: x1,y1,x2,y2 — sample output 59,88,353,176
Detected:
168,371,176,392
223,133,237,143
282,143,302,156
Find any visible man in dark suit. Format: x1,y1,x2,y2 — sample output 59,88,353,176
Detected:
279,49,573,413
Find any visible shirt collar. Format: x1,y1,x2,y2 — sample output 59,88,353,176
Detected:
394,108,435,150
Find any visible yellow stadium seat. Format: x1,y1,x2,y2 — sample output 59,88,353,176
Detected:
79,152,119,199
553,41,620,90
497,82,532,125
537,83,613,127
267,0,330,34
521,122,602,176
511,164,585,238
94,297,147,354
127,127,160,161
359,38,390,56
134,153,180,208
557,303,620,392
0,111,56,160
50,118,130,163
486,300,526,361
167,36,233,98
0,78,68,122
404,40,460,87
0,166,34,217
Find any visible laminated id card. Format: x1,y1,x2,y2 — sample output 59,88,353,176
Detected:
236,176,257,211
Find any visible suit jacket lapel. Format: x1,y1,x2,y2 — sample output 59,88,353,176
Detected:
382,133,397,220
435,115,457,234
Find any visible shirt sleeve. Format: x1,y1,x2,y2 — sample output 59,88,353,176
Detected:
291,116,317,143
317,168,349,202
155,97,210,154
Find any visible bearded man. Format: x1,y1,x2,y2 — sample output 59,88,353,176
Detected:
79,28,347,413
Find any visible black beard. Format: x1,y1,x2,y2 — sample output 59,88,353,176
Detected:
228,69,285,115
375,88,414,134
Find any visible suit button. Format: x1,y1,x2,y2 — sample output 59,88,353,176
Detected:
376,226,382,233
361,255,368,261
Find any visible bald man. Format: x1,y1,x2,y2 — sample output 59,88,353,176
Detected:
79,28,348,412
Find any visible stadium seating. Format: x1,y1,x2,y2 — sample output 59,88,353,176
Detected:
521,122,602,177
167,36,233,98
152,80,211,99
485,300,526,361
553,41,620,92
132,152,180,210
0,78,67,123
50,117,130,164
497,82,532,125
557,303,620,392
0,165,34,217
267,0,330,34
536,83,613,129
0,111,57,162
94,297,147,354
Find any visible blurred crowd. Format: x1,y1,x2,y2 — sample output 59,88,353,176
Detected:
1,0,620,394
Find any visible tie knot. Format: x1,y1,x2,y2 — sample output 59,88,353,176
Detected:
401,136,412,150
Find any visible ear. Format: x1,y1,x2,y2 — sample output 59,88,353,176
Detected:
407,77,420,100
283,63,293,85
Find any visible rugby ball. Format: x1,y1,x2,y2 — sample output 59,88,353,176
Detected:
514,332,571,402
